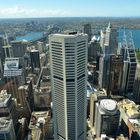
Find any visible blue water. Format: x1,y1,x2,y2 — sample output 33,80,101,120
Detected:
16,32,44,42
15,30,140,48
118,29,140,49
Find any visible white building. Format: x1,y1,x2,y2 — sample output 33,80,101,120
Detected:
49,32,88,140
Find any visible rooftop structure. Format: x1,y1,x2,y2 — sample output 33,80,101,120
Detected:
0,117,12,131
89,89,107,128
121,31,137,93
29,111,51,139
118,99,140,139
118,99,140,119
0,90,17,127
3,58,22,77
100,99,118,114
0,90,11,108
0,117,16,140
94,99,120,137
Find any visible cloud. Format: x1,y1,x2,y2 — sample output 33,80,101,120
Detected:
0,5,70,18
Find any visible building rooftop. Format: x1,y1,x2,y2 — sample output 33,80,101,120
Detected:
2,45,12,48
49,32,88,38
0,90,11,108
95,88,107,97
118,99,140,118
128,118,140,135
4,58,22,77
29,111,50,130
0,117,12,131
100,99,118,114
31,129,42,140
31,49,39,53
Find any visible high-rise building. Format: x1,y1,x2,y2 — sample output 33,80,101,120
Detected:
98,54,111,90
11,40,28,58
89,89,107,128
100,23,118,55
118,99,140,139
133,64,140,103
121,32,137,94
94,99,120,138
28,111,51,140
104,23,118,55
0,117,16,140
49,32,88,140
88,40,102,62
0,90,17,127
98,23,118,92
84,24,92,42
108,55,124,95
3,58,24,98
2,45,13,58
30,50,40,72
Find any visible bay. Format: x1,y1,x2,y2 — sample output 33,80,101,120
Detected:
16,32,44,42
118,29,140,49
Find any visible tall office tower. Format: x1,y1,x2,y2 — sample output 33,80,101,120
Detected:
108,55,124,95
3,58,24,98
98,23,118,91
84,24,92,42
0,117,16,140
133,77,140,103
121,32,137,94
30,50,40,72
100,23,118,55
2,45,13,58
98,55,111,90
104,23,118,55
0,90,17,127
49,32,88,140
133,64,140,103
0,36,5,75
88,40,102,62
100,30,106,48
94,99,120,138
89,89,107,128
2,34,13,59
11,40,28,58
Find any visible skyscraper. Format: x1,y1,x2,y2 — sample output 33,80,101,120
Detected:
98,23,118,91
83,24,92,42
121,32,137,94
49,32,88,140
104,23,118,55
11,40,28,58
94,99,120,137
30,50,40,72
108,55,124,95
0,117,16,140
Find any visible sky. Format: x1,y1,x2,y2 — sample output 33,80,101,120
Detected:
0,0,140,18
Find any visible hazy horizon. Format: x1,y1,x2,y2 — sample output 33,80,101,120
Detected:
0,0,140,18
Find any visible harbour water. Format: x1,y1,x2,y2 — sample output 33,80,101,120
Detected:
118,29,140,49
15,29,140,48
16,32,44,42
